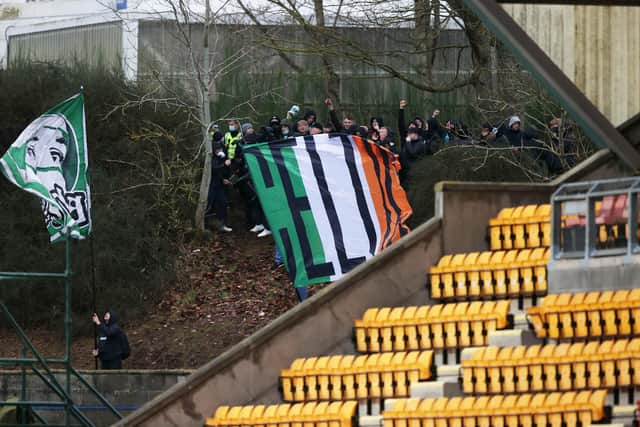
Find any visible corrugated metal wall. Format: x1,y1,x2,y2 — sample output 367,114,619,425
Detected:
503,4,640,126
8,21,122,70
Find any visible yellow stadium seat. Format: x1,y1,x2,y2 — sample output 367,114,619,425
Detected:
628,339,640,385
597,341,617,388
455,302,471,348
513,394,533,427
478,347,499,394
486,346,507,394
513,205,538,249
440,254,466,300
494,250,518,297
471,396,491,427
584,292,603,337
542,392,563,427
520,345,542,393
442,303,458,349
530,393,548,427
468,252,492,298
496,346,516,394
584,341,601,389
354,308,378,353
501,208,516,250
416,306,432,350
554,343,573,391
352,355,367,399
401,306,419,350
615,340,632,387
532,248,549,295
489,207,513,250
545,293,572,339
480,395,504,427
302,358,319,401
539,345,558,391
456,253,479,298
339,355,356,400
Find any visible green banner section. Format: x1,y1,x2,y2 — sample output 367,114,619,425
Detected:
245,142,331,287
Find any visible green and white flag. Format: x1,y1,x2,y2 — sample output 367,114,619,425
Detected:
0,93,91,243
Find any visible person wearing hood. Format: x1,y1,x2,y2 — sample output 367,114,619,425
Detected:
494,115,537,148
281,120,293,138
304,110,317,125
269,115,283,139
370,117,384,131
241,122,258,145
92,309,127,369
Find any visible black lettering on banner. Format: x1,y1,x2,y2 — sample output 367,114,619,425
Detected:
270,142,335,279
304,135,365,274
338,134,377,255
245,147,274,188
279,228,298,282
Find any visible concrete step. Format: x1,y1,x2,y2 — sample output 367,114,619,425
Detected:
460,347,482,361
611,405,636,427
488,329,539,347
410,380,461,398
359,415,383,427
436,364,461,383
513,312,529,331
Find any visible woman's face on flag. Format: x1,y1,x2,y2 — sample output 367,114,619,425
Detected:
25,122,68,169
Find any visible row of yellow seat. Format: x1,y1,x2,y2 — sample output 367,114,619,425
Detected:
489,204,551,250
429,248,549,301
281,351,432,402
382,390,606,427
462,339,640,395
527,289,640,339
355,300,510,353
206,401,357,427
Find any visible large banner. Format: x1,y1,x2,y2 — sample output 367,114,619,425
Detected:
244,133,412,287
0,93,91,243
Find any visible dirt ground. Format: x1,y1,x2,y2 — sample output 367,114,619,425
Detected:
0,222,325,370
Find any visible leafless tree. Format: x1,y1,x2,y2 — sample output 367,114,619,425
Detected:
237,0,493,107
105,1,258,230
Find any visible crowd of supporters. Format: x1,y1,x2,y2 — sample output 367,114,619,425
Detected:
206,98,577,234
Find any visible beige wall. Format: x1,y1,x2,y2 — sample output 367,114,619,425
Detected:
503,4,640,127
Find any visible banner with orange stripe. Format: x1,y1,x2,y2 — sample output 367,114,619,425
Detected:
243,133,412,287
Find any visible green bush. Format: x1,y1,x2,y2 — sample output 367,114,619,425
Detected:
0,63,199,328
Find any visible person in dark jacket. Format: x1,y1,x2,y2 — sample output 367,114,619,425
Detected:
206,132,232,232
304,110,317,126
325,98,355,132
92,309,126,370
378,126,396,153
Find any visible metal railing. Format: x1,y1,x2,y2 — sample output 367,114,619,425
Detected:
551,177,640,260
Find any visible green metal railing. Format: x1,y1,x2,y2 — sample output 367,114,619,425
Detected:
0,238,122,426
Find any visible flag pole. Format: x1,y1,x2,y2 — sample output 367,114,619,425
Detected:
90,235,98,370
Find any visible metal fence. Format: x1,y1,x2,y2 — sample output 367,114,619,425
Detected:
551,177,640,260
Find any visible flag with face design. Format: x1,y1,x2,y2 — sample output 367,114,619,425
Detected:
0,93,91,242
